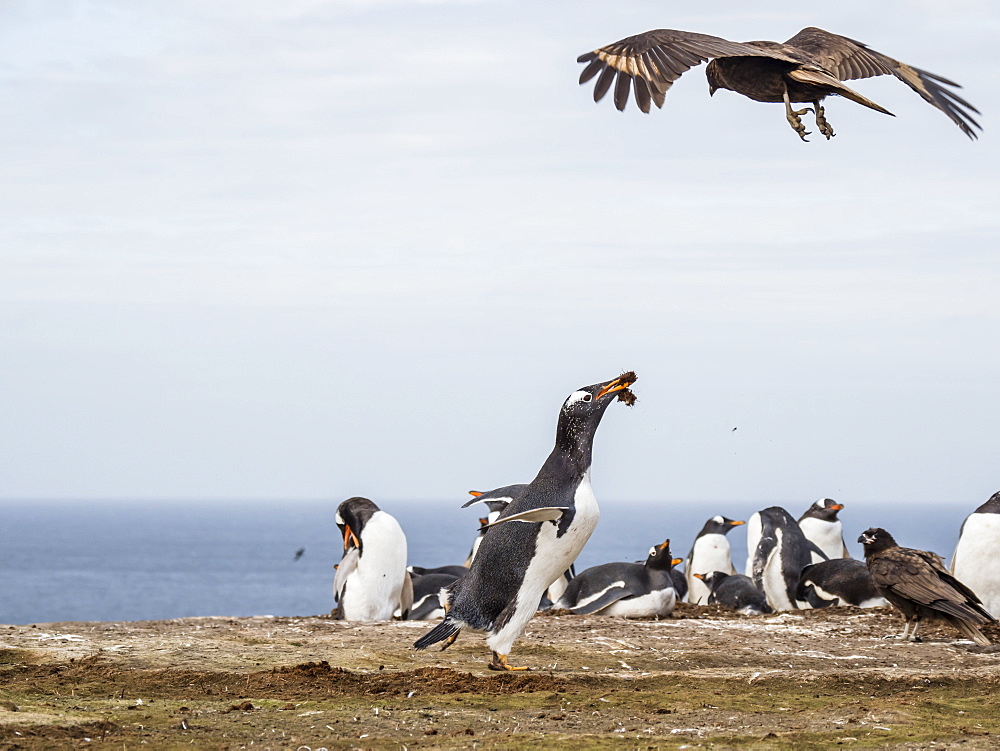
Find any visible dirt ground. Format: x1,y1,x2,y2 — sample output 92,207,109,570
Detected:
3,604,1000,749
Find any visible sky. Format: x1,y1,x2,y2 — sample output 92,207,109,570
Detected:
1,0,998,507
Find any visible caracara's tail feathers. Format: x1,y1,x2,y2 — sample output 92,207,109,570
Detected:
413,617,462,651
950,616,992,647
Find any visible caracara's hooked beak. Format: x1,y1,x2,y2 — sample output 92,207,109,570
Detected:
858,532,875,545
343,524,360,552
596,371,638,400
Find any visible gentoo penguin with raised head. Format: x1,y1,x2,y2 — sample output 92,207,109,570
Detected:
414,371,637,670
685,515,745,604
694,572,771,615
951,491,1000,618
555,539,681,617
334,497,411,621
860,527,994,645
745,506,825,611
798,498,851,563
795,558,887,609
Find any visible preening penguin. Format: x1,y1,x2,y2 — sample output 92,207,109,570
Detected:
859,527,994,645
951,491,1000,618
414,371,638,671
746,506,825,611
798,498,851,562
694,572,771,615
334,497,410,621
556,539,681,617
685,515,745,605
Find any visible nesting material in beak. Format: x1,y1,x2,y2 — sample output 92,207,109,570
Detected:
596,370,638,405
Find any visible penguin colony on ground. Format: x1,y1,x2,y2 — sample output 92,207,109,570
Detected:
330,374,998,668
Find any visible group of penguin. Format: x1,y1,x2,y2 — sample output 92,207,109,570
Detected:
332,373,999,670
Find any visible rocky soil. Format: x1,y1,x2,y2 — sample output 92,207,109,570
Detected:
3,604,1000,749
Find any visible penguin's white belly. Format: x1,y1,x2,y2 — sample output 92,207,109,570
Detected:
799,518,847,562
341,512,408,621
952,514,1000,617
687,535,735,605
599,587,676,617
487,474,599,654
762,528,795,611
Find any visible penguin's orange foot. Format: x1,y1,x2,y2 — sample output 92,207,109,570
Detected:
440,631,460,651
488,652,529,671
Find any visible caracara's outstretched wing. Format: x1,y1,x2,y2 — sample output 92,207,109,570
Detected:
577,29,800,113
784,27,981,138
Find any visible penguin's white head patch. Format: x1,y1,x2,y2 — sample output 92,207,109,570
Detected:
712,515,724,524
648,546,657,557
563,390,594,409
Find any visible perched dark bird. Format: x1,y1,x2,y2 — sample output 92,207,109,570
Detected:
795,558,886,609
951,491,1000,618
577,27,980,140
414,372,638,671
798,498,850,562
555,539,682,617
334,497,411,621
685,515,745,605
859,527,994,645
694,571,771,615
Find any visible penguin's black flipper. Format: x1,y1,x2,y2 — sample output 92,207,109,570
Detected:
414,617,462,650
806,540,831,563
750,533,777,591
569,585,634,615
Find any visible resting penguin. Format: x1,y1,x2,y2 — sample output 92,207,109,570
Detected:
685,515,745,605
408,571,462,621
334,497,411,621
860,527,994,645
694,571,771,615
414,371,638,670
745,506,826,611
464,484,576,603
555,539,681,617
951,491,1000,618
795,558,887,609
798,498,851,563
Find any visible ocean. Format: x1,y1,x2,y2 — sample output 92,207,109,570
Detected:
0,498,973,626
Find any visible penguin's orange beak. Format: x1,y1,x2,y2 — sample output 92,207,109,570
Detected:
343,524,360,552
658,539,671,551
468,490,483,497
693,573,705,581
672,558,684,566
732,520,745,526
596,372,636,400
830,504,844,511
